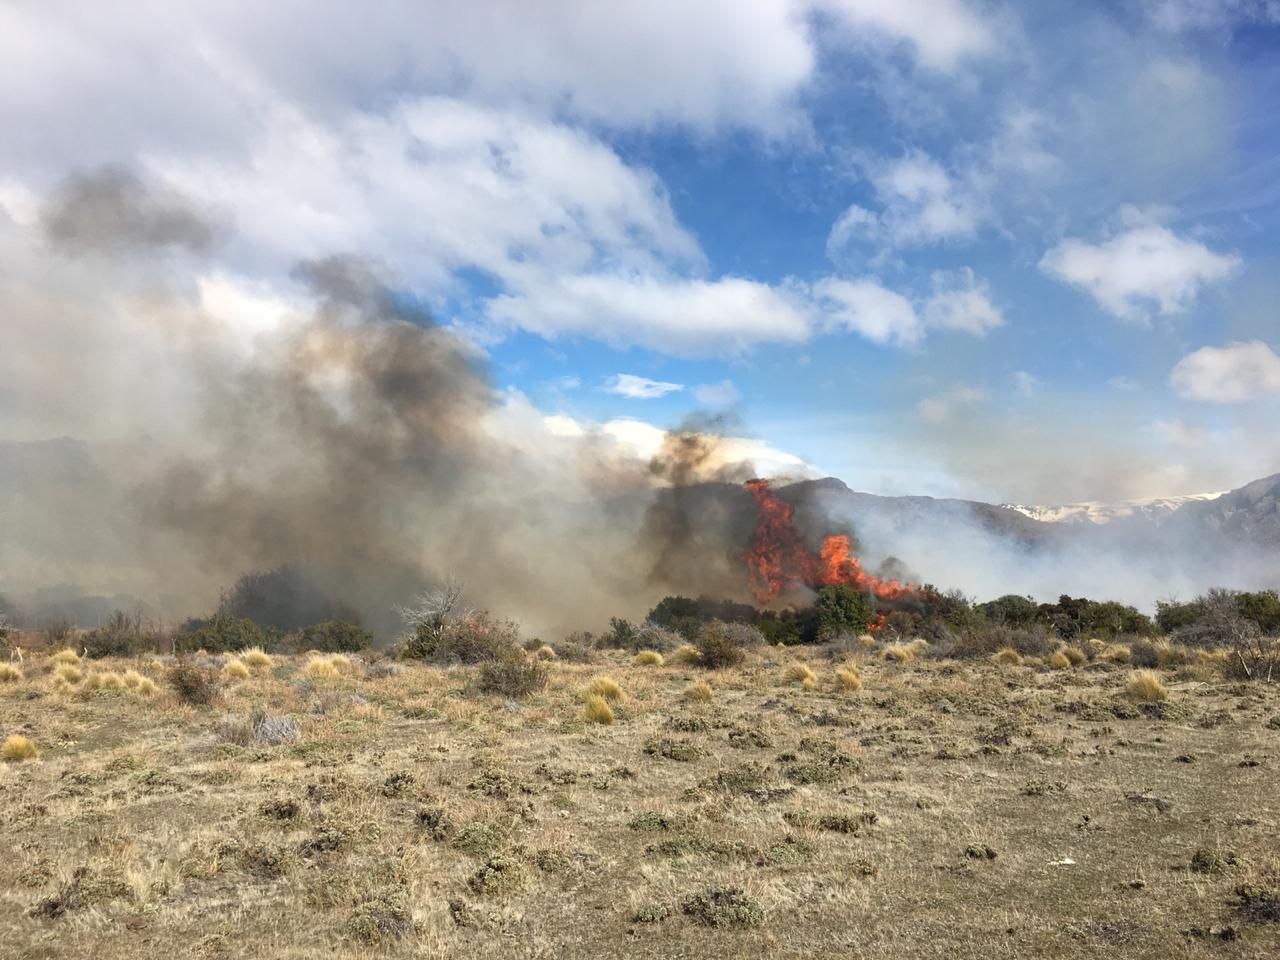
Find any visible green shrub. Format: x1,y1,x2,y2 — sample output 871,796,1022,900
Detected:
82,610,153,658
404,611,519,664
176,612,264,653
816,584,873,637
297,620,372,653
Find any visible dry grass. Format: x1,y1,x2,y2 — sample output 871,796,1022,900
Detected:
1057,644,1087,666
241,647,273,669
1126,668,1169,702
50,649,80,666
669,643,701,665
53,663,82,685
533,644,557,660
2,733,38,761
1047,650,1072,669
0,663,22,683
305,656,342,680
223,659,251,680
584,675,624,703
582,693,614,724
993,647,1023,666
883,640,924,663
835,666,862,691
784,661,816,684
1,648,1277,960
632,650,664,666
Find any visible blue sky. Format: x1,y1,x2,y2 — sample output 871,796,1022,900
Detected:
3,0,1280,504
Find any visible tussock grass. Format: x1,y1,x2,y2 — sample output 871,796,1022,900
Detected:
98,671,126,690
305,656,342,680
684,680,713,703
223,660,251,680
583,694,614,724
51,649,80,666
835,666,862,691
54,663,83,684
241,647,273,670
1047,650,1072,669
800,676,816,691
883,642,918,663
533,644,557,660
993,647,1023,666
858,633,876,648
585,675,624,703
1058,644,1087,667
1126,669,1168,702
784,662,816,684
670,643,701,665
633,650,664,666
2,734,38,761
0,663,22,683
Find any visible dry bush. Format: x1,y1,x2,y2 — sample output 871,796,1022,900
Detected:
167,662,220,707
2,734,39,761
223,660,251,680
684,680,713,702
0,663,22,683
406,609,520,664
835,667,862,691
1126,669,1168,702
583,694,614,724
551,635,597,663
585,676,624,703
477,658,549,698
993,647,1023,666
533,644,557,660
630,622,684,653
952,623,1054,659
784,662,816,684
633,650,664,666
695,623,745,669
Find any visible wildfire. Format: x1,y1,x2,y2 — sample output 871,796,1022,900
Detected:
741,478,917,604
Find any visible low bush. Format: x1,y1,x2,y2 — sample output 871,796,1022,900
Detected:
695,623,745,669
297,620,373,653
176,613,264,654
477,658,548,698
167,662,220,706
82,611,154,658
404,611,520,664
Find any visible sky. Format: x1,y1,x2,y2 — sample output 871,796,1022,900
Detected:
2,0,1280,505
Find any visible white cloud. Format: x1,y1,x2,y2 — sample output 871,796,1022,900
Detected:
814,277,923,345
817,0,998,71
595,418,814,479
923,268,1005,335
604,373,684,400
1040,212,1239,321
1012,371,1038,397
1171,341,1280,402
693,380,743,406
917,385,988,424
487,273,812,355
827,150,982,262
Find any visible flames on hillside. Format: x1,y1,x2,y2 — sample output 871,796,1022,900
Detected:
741,478,918,610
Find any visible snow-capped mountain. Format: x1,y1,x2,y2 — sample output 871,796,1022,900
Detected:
1001,492,1225,526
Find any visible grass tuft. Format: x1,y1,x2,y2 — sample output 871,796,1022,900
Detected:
2,734,39,761
51,649,80,666
305,656,341,681
684,680,713,703
835,666,862,691
585,675,624,703
583,694,614,725
223,660,251,680
241,647,273,670
0,663,22,683
670,643,702,665
993,647,1023,666
633,650,664,666
54,664,82,685
1047,650,1072,669
1126,669,1168,702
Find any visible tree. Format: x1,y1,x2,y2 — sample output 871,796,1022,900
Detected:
815,584,873,637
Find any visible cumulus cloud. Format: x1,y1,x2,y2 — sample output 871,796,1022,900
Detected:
1039,209,1239,321
817,0,998,71
814,277,923,345
487,272,812,355
1171,341,1280,402
826,150,983,264
605,374,684,399
923,268,1005,335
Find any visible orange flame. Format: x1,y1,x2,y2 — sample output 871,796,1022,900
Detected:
741,478,917,604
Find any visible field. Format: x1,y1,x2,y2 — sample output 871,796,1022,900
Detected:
2,642,1278,960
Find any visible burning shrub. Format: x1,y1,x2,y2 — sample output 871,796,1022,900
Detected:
297,620,373,653
477,658,548,699
176,612,264,654
694,623,745,669
167,662,220,706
